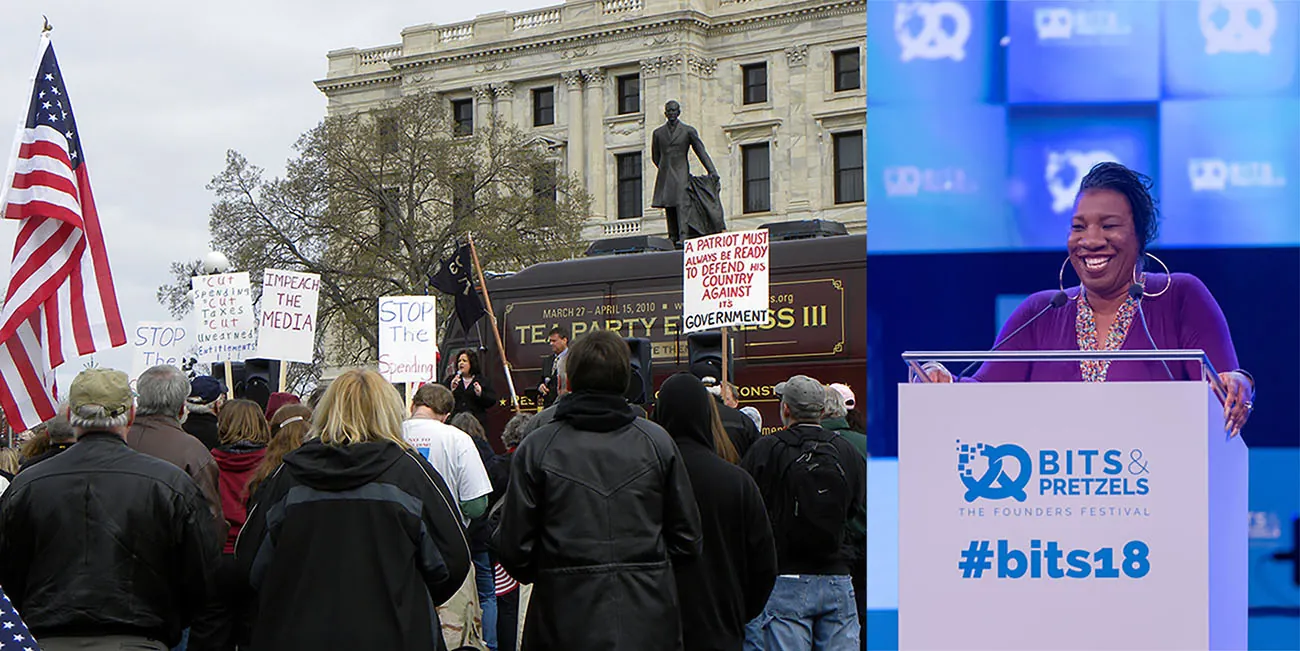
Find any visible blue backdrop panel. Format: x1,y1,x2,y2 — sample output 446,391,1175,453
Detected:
1159,99,1300,247
1163,0,1300,99
866,104,1013,253
1007,105,1158,248
868,0,1002,104
1007,0,1161,104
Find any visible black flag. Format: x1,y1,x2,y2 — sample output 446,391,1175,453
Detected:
432,243,486,332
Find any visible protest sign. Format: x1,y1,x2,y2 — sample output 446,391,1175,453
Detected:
131,321,191,382
257,269,320,363
378,296,439,383
191,272,257,363
682,229,771,334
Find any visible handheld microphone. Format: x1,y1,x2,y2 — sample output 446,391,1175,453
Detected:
956,290,1068,381
1129,283,1175,381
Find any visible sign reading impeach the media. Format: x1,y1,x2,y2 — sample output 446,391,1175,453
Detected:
191,272,257,363
682,229,770,334
378,297,438,383
257,269,320,364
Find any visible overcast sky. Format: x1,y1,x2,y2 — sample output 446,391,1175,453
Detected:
0,0,541,389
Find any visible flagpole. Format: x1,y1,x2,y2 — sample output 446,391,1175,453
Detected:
465,233,520,413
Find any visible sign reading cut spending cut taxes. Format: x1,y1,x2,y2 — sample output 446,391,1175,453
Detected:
682,229,770,334
378,296,438,383
256,269,320,363
191,272,257,363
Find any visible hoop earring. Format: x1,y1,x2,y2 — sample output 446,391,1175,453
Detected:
1058,256,1080,300
1134,252,1172,298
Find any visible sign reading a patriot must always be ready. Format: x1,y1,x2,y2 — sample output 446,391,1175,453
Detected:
682,229,770,334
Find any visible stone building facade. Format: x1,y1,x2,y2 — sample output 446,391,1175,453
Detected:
316,0,864,243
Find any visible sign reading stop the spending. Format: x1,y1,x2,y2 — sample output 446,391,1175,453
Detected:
681,229,771,334
378,296,438,383
131,321,192,383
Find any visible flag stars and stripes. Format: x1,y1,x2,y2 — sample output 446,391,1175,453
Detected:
0,38,126,433
0,587,34,649
24,53,83,167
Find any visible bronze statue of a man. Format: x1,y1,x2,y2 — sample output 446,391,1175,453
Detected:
651,100,723,246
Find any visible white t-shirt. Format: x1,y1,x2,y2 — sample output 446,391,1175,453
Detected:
402,417,493,526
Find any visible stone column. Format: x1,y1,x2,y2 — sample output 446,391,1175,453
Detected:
473,84,494,134
492,82,514,128
685,54,718,174
561,70,585,186
640,58,666,230
583,68,608,219
784,45,811,216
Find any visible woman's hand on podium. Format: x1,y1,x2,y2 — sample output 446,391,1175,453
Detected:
914,362,954,383
1219,371,1254,437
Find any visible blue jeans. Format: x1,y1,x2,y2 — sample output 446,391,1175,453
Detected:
743,575,859,651
170,628,188,651
474,552,498,650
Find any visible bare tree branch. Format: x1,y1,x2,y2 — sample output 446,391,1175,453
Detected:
158,91,591,387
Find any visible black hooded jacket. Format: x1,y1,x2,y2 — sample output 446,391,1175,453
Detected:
235,439,470,651
493,391,704,651
656,374,778,651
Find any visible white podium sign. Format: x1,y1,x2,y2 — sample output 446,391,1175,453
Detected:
898,381,1247,650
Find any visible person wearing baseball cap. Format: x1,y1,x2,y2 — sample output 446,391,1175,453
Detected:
184,375,226,451
739,375,866,650
0,368,219,651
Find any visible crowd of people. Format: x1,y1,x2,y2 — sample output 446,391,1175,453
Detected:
0,328,866,651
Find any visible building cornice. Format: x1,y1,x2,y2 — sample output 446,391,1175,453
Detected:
390,17,707,73
317,0,863,96
316,71,401,93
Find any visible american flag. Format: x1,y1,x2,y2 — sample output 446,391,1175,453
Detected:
494,561,518,597
0,585,36,651
0,36,125,433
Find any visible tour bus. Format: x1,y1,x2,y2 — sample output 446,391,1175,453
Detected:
441,224,865,451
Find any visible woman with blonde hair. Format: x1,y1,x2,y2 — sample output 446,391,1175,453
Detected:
235,369,471,651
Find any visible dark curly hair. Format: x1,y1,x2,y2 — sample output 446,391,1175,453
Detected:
1077,162,1160,255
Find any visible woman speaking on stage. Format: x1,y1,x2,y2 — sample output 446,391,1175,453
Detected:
918,162,1256,435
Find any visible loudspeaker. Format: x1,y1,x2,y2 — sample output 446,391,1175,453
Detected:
759,219,848,241
624,337,653,404
232,358,280,412
585,235,676,257
687,330,732,385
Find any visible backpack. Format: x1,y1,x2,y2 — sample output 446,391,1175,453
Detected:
769,426,852,559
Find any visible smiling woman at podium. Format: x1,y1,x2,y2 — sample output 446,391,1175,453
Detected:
918,162,1256,435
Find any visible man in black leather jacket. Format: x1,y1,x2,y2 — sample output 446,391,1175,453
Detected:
494,330,704,651
0,368,218,651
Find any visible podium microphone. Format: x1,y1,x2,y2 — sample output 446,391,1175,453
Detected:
1129,283,1175,381
956,290,1068,381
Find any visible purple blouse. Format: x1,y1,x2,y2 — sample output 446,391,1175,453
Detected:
970,273,1240,383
